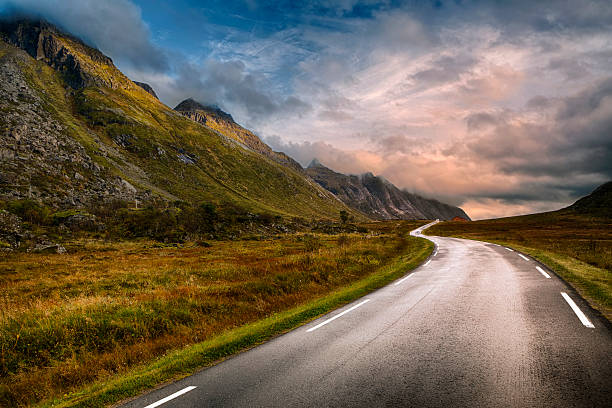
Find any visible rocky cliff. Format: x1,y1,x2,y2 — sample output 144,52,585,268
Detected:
305,160,470,220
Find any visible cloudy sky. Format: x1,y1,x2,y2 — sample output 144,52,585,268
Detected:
2,0,611,219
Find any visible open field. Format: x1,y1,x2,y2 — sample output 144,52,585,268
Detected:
0,221,431,407
428,211,612,320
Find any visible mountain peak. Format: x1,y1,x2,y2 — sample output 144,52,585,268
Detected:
0,16,132,90
307,158,326,169
133,81,158,99
174,98,234,122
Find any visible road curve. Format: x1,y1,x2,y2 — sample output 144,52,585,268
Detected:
122,222,612,407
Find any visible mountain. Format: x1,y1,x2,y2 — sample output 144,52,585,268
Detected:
0,17,356,220
566,181,612,217
305,160,470,220
174,98,302,171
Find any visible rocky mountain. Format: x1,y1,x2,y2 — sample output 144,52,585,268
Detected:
305,159,470,220
174,98,302,171
0,17,356,220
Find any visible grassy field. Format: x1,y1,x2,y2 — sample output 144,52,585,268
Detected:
0,221,431,407
428,211,612,320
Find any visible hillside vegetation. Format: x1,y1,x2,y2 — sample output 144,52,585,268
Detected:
428,183,612,320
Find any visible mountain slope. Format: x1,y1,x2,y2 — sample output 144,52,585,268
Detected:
174,98,303,171
305,160,470,220
0,18,356,220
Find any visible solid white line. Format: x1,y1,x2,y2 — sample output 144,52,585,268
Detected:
306,299,371,332
561,292,595,328
505,247,514,252
424,259,431,266
394,274,413,286
518,254,529,261
143,386,197,408
433,251,437,256
536,266,551,279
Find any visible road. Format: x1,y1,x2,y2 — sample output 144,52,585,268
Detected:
122,221,612,407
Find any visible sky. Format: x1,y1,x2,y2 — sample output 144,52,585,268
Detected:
1,0,611,219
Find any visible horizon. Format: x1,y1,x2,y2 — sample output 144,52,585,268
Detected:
1,0,611,220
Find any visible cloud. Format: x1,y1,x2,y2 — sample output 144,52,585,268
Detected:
464,77,612,179
0,0,168,72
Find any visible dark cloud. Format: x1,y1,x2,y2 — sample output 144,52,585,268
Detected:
464,77,612,181
547,57,590,80
158,59,312,122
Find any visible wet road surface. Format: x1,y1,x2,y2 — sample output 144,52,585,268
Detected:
122,222,612,407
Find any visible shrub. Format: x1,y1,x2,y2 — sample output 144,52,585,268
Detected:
5,199,50,224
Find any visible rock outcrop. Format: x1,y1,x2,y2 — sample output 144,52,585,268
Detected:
306,160,470,221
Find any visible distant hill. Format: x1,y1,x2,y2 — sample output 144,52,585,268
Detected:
566,181,612,217
0,17,356,220
305,159,470,221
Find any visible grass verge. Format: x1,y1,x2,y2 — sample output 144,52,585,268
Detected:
39,236,432,408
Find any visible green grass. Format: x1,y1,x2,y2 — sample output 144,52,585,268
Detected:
428,211,612,321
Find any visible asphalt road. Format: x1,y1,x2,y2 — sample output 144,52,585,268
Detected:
122,221,612,407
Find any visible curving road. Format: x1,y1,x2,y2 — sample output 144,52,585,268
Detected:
122,222,612,407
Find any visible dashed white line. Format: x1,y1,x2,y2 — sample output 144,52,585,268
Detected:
394,274,413,286
424,259,431,266
307,299,371,332
561,292,595,328
536,266,551,279
518,254,529,261
143,386,197,408
505,247,514,252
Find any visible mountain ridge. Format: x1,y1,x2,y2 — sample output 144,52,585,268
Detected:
0,17,356,220
305,159,470,221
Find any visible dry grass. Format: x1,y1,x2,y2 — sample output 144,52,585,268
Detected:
0,221,427,406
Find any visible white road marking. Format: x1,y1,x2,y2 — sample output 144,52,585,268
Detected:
518,254,530,261
394,274,413,286
505,247,514,252
561,292,595,328
433,251,437,256
424,260,431,266
536,266,551,279
307,299,371,332
143,386,197,408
